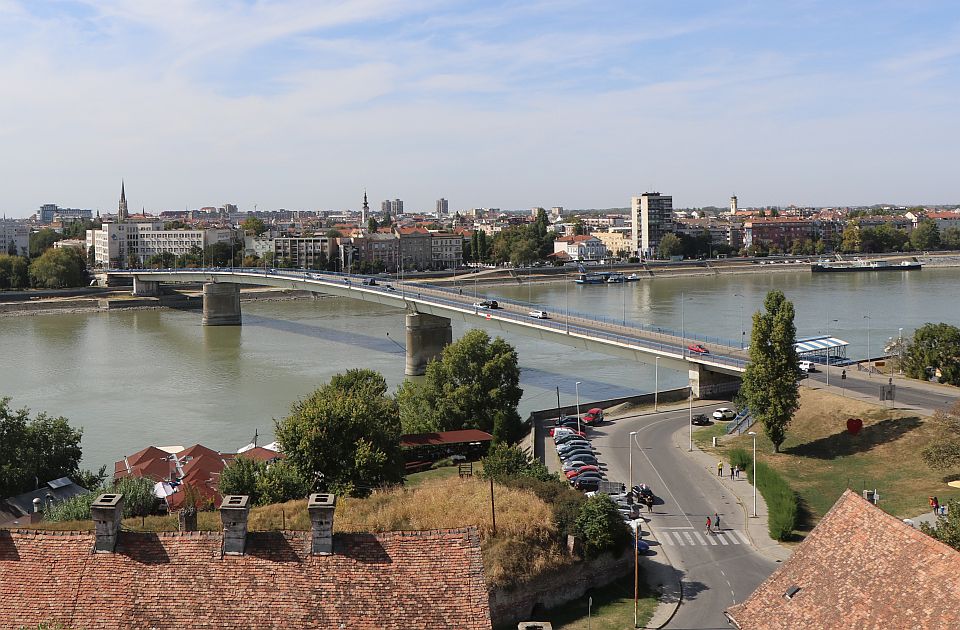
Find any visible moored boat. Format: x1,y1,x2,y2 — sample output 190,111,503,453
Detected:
811,258,922,273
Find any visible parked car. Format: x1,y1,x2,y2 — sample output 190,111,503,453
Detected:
582,407,604,424
562,460,594,472
560,448,595,461
561,454,598,467
573,471,604,482
556,439,591,451
552,427,586,439
636,538,650,554
528,310,549,319
687,343,709,354
691,413,710,426
555,432,588,444
554,415,579,427
798,360,816,373
565,465,600,479
713,407,736,421
574,477,602,491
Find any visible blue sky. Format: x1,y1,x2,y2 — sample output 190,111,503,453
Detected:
1,0,958,216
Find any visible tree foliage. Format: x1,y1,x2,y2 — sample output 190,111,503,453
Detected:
45,476,156,521
486,212,555,265
902,323,960,385
910,219,941,251
740,290,801,452
657,233,683,259
0,397,93,499
575,493,631,557
920,498,960,550
274,369,403,497
29,228,64,257
218,456,262,501
480,444,555,483
0,254,29,289
921,402,960,471
28,247,87,288
218,457,312,506
241,217,267,235
396,330,524,443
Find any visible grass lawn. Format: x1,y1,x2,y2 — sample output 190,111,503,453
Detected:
404,461,480,487
703,387,960,529
693,421,731,450
537,573,658,630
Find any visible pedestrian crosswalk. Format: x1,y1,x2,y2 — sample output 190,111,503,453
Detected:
655,529,751,547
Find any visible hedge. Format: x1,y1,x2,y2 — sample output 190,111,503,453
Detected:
729,448,798,541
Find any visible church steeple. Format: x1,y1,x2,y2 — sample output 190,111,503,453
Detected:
118,181,128,223
362,190,369,226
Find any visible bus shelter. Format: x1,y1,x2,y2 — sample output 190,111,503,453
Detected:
795,336,849,366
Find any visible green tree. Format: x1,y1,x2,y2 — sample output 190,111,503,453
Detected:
911,219,941,251
241,217,267,235
144,252,177,268
921,498,960,550
740,290,802,452
256,460,312,505
902,323,960,385
657,233,683,259
0,397,99,499
480,444,555,483
941,227,960,250
29,228,64,257
920,402,960,471
510,239,538,267
572,218,586,236
28,248,87,288
274,369,403,497
326,229,343,238
0,254,30,289
367,217,379,232
395,330,524,443
840,223,862,253
576,494,630,557
218,456,264,503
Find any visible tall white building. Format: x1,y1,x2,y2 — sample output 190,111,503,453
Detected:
0,219,29,256
436,198,448,217
631,193,673,258
730,195,738,214
87,222,236,268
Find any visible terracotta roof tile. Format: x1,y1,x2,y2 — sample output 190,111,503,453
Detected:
0,526,490,629
726,490,960,629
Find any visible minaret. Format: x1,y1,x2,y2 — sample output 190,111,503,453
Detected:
362,190,369,226
118,181,129,223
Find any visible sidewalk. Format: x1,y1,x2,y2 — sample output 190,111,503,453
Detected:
675,427,793,564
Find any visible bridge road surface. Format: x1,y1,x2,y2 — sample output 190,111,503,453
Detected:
590,407,779,630
803,368,960,415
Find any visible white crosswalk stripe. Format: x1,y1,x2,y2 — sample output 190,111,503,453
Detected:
654,530,749,547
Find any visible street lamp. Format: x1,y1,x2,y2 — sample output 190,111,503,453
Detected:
565,276,570,334
748,431,758,517
898,327,904,375
688,382,693,452
654,357,659,412
733,293,745,349
575,381,582,434
629,431,638,492
864,314,872,376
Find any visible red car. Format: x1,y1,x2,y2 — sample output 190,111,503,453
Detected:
583,407,604,424
565,465,600,479
687,343,709,354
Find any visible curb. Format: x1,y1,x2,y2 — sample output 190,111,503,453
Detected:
640,526,683,630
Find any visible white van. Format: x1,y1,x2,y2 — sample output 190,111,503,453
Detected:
798,360,815,373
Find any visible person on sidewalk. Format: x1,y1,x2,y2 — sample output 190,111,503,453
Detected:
645,495,654,513
933,496,940,515
717,460,723,477
734,465,740,479
714,512,721,532
706,515,712,534
730,464,735,478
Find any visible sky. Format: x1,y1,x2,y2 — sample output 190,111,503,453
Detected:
1,0,959,217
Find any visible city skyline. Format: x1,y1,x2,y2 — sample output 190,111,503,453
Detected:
1,1,959,217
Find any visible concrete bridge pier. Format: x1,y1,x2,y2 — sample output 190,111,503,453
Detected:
689,364,742,399
202,283,242,326
405,312,452,376
132,277,161,297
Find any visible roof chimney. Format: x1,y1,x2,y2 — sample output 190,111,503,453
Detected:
91,493,124,553
308,493,336,555
220,495,250,555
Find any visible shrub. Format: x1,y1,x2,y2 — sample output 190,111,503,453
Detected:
218,456,264,503
728,448,798,541
480,444,556,483
45,476,155,521
501,476,586,538
575,493,630,557
256,460,312,505
45,491,98,522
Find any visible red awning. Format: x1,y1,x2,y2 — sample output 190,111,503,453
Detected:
399,429,493,448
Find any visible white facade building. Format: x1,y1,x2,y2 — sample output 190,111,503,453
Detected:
430,233,463,269
631,193,673,258
553,235,608,261
87,222,237,268
0,220,30,257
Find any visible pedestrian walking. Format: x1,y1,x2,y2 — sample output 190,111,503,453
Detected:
714,512,721,532
933,496,940,515
734,465,740,479
717,460,723,477
645,495,654,513
706,516,712,534
730,464,735,478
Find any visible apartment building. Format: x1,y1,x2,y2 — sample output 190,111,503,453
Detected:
592,231,631,257
631,193,673,258
431,232,463,269
87,222,237,268
396,227,432,270
274,236,334,268
553,235,608,261
0,220,29,256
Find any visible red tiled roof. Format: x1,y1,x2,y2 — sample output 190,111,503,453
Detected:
555,235,597,243
127,446,168,467
400,429,493,448
0,527,491,629
238,447,284,463
179,444,221,460
726,490,960,629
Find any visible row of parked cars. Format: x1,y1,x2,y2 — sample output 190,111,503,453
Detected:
552,408,606,492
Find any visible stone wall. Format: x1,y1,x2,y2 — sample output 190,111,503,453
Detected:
488,551,631,629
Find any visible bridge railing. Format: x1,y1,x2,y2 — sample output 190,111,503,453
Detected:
119,268,748,369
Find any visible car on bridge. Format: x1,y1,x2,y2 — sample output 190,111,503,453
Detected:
528,310,549,319
687,343,710,354
473,300,499,309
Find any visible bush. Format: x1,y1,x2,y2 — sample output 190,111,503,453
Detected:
45,476,156,521
575,493,630,557
480,444,555,483
728,448,798,541
256,460,312,505
218,456,263,503
501,476,586,538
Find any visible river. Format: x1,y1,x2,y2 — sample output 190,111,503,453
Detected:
2,267,957,470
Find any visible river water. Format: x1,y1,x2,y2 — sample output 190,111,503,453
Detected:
3,267,957,470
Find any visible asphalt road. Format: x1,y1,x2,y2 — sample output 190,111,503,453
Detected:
804,368,960,414
588,406,779,630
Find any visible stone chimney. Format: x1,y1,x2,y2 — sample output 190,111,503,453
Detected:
91,493,124,553
307,493,336,555
220,495,250,555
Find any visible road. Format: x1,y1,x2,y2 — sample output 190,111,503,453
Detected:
804,367,960,415
587,406,779,629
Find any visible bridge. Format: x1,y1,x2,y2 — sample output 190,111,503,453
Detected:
108,268,748,397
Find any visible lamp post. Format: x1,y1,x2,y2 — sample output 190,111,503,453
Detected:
629,431,637,493
565,276,570,334
654,357,659,411
575,381,582,434
680,291,686,355
864,314,872,376
688,383,693,452
748,431,758,517
898,327,904,375
733,293,745,349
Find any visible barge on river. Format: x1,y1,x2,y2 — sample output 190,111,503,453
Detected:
811,258,922,273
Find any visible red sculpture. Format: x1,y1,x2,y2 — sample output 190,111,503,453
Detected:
847,418,863,435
